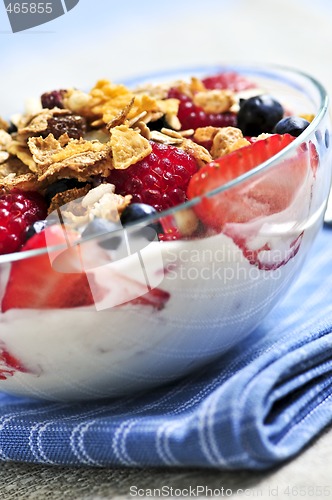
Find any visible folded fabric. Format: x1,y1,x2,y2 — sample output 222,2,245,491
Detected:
0,227,331,470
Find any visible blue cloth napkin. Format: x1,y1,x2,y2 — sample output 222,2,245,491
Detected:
0,226,331,470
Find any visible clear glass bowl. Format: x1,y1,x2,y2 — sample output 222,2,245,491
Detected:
0,64,331,401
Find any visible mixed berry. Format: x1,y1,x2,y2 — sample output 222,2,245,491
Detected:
107,142,199,211
167,87,237,130
236,95,284,136
0,190,47,254
0,70,317,311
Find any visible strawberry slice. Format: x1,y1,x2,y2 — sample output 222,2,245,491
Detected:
223,226,304,270
2,225,170,312
1,226,97,312
187,134,316,269
187,134,301,229
127,287,170,310
0,344,28,380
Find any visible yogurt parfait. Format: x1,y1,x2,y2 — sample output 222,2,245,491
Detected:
0,64,331,400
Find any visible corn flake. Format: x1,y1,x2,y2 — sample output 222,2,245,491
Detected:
0,130,12,149
193,127,221,143
174,77,206,98
28,133,113,182
0,156,43,192
7,140,36,170
0,117,8,131
110,125,152,170
179,138,212,168
47,185,91,215
193,90,235,114
158,98,181,130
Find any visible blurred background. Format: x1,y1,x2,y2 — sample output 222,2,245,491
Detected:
0,0,332,116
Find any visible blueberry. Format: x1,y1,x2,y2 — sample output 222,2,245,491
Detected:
120,203,163,241
273,116,310,137
120,203,157,224
45,179,87,205
237,95,284,136
25,220,49,241
81,218,122,250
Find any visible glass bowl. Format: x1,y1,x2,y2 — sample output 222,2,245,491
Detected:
0,63,331,401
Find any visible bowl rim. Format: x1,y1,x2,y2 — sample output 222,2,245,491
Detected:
0,62,329,264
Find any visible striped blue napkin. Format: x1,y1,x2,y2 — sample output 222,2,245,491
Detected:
0,226,331,470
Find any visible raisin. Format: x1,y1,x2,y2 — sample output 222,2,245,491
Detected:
44,114,87,140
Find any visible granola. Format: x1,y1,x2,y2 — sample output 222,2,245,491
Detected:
0,71,261,222
210,127,250,158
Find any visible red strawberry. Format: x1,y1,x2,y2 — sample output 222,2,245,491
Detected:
187,134,299,229
187,134,315,269
128,287,170,310
2,225,170,311
202,71,256,92
1,226,97,312
0,344,28,380
223,226,304,270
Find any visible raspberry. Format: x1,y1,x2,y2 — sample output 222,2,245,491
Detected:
107,142,199,211
167,88,237,130
0,191,47,255
41,90,66,109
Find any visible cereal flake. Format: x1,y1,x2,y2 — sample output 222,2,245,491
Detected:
193,89,235,114
110,125,152,170
211,127,250,158
28,133,113,182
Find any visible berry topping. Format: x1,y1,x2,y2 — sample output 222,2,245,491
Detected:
187,133,315,269
187,134,297,229
273,116,310,137
167,88,237,130
120,203,163,241
129,287,170,310
0,345,28,380
82,218,122,250
120,202,157,225
25,219,49,241
1,226,96,311
41,89,66,109
1,224,170,312
44,113,87,140
107,142,199,212
0,191,47,255
237,95,284,136
202,71,256,91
